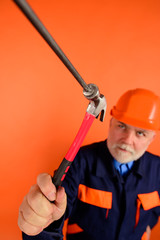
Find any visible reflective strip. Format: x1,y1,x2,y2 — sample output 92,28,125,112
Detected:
78,184,112,209
141,232,147,240
135,191,160,228
138,191,160,210
67,223,83,234
135,198,141,228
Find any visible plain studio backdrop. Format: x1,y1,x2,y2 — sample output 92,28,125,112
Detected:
0,0,160,239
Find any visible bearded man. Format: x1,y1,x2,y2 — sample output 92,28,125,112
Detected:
18,88,160,240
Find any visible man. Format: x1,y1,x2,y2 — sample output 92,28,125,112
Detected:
18,88,160,240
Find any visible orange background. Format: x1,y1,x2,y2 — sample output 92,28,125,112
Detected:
0,0,160,239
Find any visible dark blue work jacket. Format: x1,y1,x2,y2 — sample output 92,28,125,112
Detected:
23,140,160,240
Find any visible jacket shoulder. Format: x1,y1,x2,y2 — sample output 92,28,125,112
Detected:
79,140,107,155
143,151,160,172
144,151,160,161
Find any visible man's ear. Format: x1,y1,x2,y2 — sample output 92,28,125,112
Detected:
152,132,156,141
109,117,113,127
149,131,156,144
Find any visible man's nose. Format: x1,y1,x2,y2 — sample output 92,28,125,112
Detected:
122,130,135,144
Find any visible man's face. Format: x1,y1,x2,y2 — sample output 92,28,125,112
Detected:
107,118,156,163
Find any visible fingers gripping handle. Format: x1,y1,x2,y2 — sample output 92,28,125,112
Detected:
52,112,95,187
52,158,72,188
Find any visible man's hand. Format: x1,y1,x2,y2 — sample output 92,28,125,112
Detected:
18,173,67,236
146,225,151,240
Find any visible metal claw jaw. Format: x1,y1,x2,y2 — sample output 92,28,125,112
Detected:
83,84,107,122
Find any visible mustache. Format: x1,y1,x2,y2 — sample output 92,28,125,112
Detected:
113,143,135,154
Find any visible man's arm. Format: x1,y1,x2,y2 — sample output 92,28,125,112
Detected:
18,173,67,236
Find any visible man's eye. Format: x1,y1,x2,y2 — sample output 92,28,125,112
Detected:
118,124,125,129
137,131,145,137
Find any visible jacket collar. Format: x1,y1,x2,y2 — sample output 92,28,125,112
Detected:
132,156,144,177
95,139,117,178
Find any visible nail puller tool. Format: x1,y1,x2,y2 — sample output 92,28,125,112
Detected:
13,0,107,187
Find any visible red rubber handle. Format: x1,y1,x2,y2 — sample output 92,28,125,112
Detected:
52,112,95,187
65,112,95,162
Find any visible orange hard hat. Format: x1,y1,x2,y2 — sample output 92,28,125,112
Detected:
110,88,160,131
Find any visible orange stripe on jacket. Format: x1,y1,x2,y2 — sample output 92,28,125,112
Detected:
141,232,148,240
138,191,160,210
135,198,141,228
135,191,160,228
67,224,83,234
78,184,112,209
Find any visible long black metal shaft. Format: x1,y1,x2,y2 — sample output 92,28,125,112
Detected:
13,0,91,93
